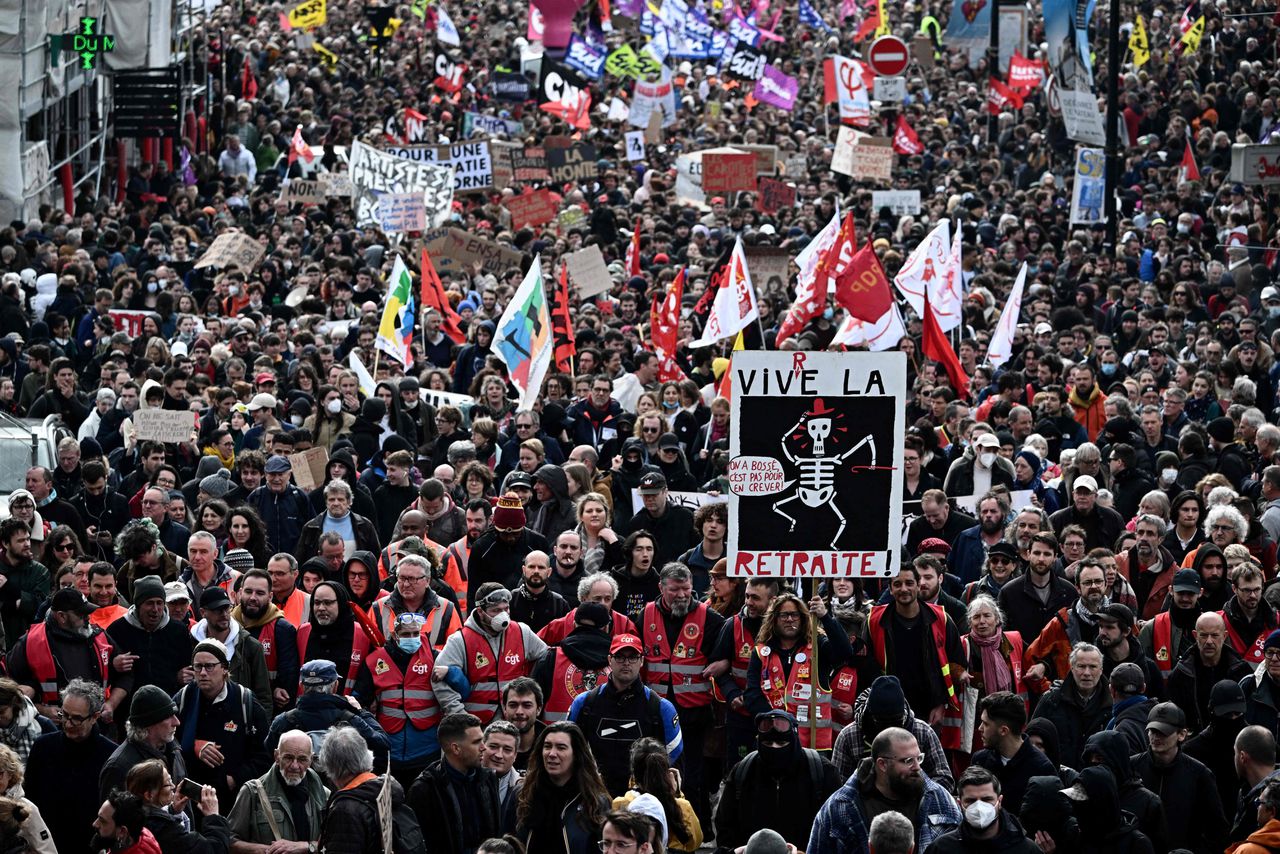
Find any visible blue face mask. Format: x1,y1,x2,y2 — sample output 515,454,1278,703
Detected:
397,636,423,654
1100,363,1117,376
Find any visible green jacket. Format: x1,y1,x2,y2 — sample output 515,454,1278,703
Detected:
228,766,329,846
1,558,49,652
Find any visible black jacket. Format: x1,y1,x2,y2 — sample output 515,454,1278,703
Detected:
1110,466,1156,521
970,736,1057,815
996,573,1078,644
1166,643,1253,732
144,805,231,854
533,625,610,706
100,736,189,802
267,690,391,773
1184,715,1248,822
1244,671,1280,738
406,759,501,854
296,511,382,564
1029,673,1112,769
466,527,550,608
1049,503,1126,551
25,729,118,854
1132,748,1228,854
921,810,1041,854
714,747,842,850
620,500,698,569
319,774,418,854
1080,731,1168,853
1107,695,1157,755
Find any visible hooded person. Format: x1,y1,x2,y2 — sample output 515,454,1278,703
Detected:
1185,679,1250,820
342,550,385,616
349,398,390,468
715,709,842,851
308,447,376,520
528,464,577,545
532,601,613,722
1079,731,1168,852
452,320,494,394
1019,775,1079,850
831,674,954,792
652,432,699,491
1062,766,1155,854
1023,718,1074,785
297,581,364,676
608,436,661,519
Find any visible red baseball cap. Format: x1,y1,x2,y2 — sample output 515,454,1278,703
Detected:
255,372,276,385
610,634,644,655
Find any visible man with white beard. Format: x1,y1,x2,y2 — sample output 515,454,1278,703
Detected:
227,729,330,853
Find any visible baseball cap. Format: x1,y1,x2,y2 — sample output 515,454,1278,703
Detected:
987,541,1018,560
505,471,534,490
301,659,340,686
657,432,681,450
1110,662,1145,695
254,372,276,385
164,581,191,603
1263,286,1280,303
610,633,644,655
638,472,668,494
1146,701,1187,734
1096,603,1134,630
265,455,292,473
1034,322,1053,335
1172,568,1202,593
1210,679,1247,716
50,589,97,616
974,432,999,449
247,392,277,411
200,587,232,611
1073,475,1099,493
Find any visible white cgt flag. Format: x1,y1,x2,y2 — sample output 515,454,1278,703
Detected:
893,219,965,332
985,262,1029,369
691,236,759,348
436,4,461,45
830,303,907,352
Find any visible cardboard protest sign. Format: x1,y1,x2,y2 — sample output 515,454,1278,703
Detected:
512,147,551,182
755,177,796,214
133,409,196,443
702,150,757,193
318,172,355,198
547,142,599,184
423,227,524,276
505,189,559,229
288,447,329,491
490,141,521,188
728,351,907,578
193,232,265,270
732,145,779,177
556,208,587,234
383,142,494,193
278,179,325,205
852,137,894,181
744,246,791,297
565,245,612,297
376,192,428,233
349,141,454,228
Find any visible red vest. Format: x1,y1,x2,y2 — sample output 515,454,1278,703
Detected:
259,619,279,682
641,601,711,708
278,589,310,629
25,623,111,703
1220,608,1274,664
723,615,755,718
372,598,461,652
868,603,961,749
461,623,529,724
758,642,832,750
297,621,372,695
1151,612,1175,675
364,646,441,734
542,649,610,722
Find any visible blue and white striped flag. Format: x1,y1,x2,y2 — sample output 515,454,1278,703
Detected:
799,0,833,32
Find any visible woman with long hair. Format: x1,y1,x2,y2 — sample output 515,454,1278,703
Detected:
39,526,82,574
611,738,701,852
225,506,269,567
959,595,1027,757
575,493,622,574
706,560,742,617
515,722,611,854
196,499,231,548
0,746,53,854
126,759,230,854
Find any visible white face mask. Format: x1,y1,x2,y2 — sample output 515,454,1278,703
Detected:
488,611,510,632
964,800,998,829
326,399,342,415
979,452,996,468
1161,467,1178,483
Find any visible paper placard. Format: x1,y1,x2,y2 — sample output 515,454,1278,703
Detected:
376,192,428,233
556,208,588,234
547,143,599,184
702,151,757,193
632,488,727,511
755,177,797,214
871,190,921,215
279,179,325,205
382,142,494,193
873,76,907,103
133,409,196,443
422,227,525,276
318,172,355,198
744,247,791,297
193,231,265,271
625,130,646,161
565,245,612,297
733,144,779,176
288,446,329,492
505,189,559,230
349,141,454,229
833,130,894,181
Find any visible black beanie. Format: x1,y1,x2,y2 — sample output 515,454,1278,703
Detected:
129,685,177,727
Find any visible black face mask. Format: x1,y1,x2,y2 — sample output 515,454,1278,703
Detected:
758,740,793,774
622,454,643,471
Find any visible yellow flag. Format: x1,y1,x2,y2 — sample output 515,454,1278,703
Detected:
874,0,890,37
1181,15,1204,52
287,0,325,30
1130,15,1149,67
312,42,337,72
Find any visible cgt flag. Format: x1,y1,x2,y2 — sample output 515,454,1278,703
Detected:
650,267,687,382
420,249,466,344
376,254,416,368
492,257,553,409
690,237,759,347
892,115,924,154
550,261,577,373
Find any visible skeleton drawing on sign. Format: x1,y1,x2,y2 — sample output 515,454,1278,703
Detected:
772,398,876,549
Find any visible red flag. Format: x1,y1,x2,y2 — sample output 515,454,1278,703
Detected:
288,125,315,166
241,56,258,101
986,77,1023,114
1007,51,1045,93
419,250,466,345
625,220,642,276
892,115,924,155
923,297,970,400
853,4,879,41
651,268,687,382
1179,140,1201,184
835,243,894,322
823,58,837,104
550,262,577,373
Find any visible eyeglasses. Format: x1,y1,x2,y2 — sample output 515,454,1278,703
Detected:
776,612,802,622
885,753,926,768
1264,650,1280,661
191,662,222,672
54,543,73,552
598,842,638,852
1212,524,1237,532
515,423,534,430
58,710,94,725
610,652,641,663
348,570,370,579
642,427,660,434
398,574,427,583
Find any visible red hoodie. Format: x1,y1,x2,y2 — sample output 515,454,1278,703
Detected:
122,828,162,854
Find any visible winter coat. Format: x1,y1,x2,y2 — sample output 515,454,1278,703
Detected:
1029,673,1112,769
1235,818,1280,854
714,746,841,850
406,760,501,854
528,464,577,545
142,804,231,854
970,736,1057,815
1080,731,1169,852
1107,695,1157,754
922,810,1041,854
1132,747,1228,854
319,774,419,854
296,509,382,564
806,756,960,854
246,483,313,555
1166,643,1252,731
942,451,1015,498
466,527,550,608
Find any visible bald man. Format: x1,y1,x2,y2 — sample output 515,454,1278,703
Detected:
227,730,330,854
1168,611,1253,731
510,549,570,632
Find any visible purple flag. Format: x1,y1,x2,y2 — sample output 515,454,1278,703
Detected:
753,64,798,111
615,0,644,16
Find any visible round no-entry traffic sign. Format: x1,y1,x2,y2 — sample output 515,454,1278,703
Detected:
867,35,910,77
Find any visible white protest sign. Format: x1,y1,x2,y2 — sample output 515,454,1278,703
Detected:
954,490,1036,515
728,351,906,578
377,192,428,233
349,141,454,229
565,245,613,297
383,141,495,193
871,190,921,215
625,131,646,161
133,409,196,443
873,76,907,102
631,489,728,511
1059,89,1106,146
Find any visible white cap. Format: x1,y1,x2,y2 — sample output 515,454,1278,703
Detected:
1034,322,1053,335
1263,286,1280,302
974,432,1000,449
247,392,277,411
627,793,668,844
1074,475,1099,493
164,581,190,603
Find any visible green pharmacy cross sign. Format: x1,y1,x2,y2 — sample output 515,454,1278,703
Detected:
50,18,116,69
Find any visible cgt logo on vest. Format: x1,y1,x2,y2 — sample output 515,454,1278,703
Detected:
504,651,522,666
411,663,431,675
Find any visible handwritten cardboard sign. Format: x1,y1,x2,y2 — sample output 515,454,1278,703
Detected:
318,172,355,198
193,232,265,271
288,446,329,492
702,151,757,193
133,409,196,443
755,177,796,214
422,227,525,276
512,147,550,182
376,192,428,233
278,179,325,205
565,245,612,297
505,190,559,230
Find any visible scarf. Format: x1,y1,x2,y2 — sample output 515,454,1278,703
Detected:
970,631,1012,694
202,443,235,469
1,698,43,763
422,494,453,522
1075,597,1105,627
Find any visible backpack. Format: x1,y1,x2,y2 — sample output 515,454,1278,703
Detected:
330,776,425,854
278,707,355,757
578,683,665,738
732,747,827,797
